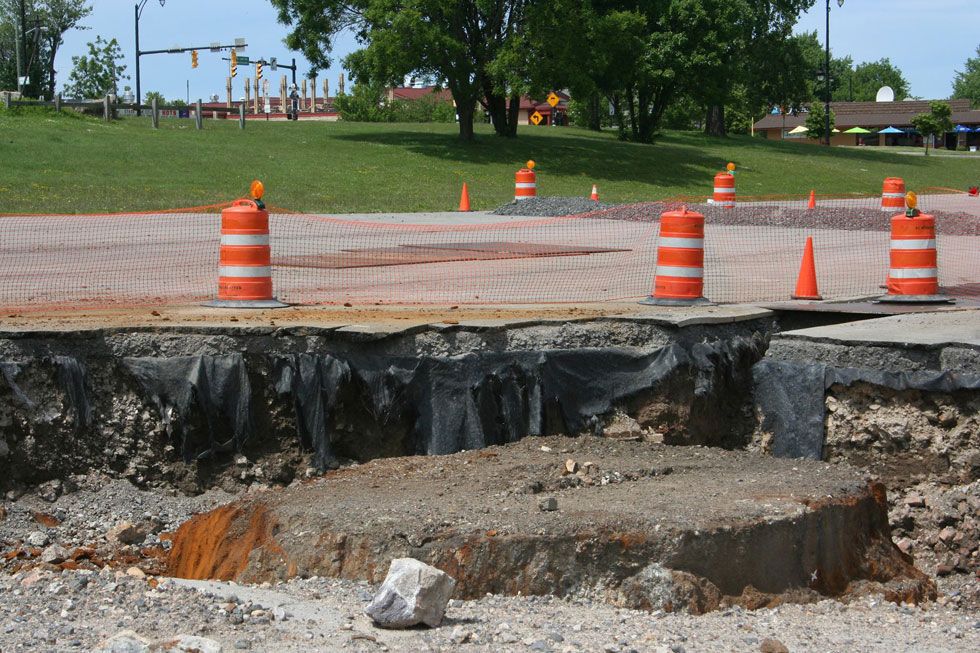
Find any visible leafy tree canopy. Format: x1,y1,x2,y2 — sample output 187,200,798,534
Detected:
804,103,835,141
0,0,91,98
62,35,127,99
952,44,980,106
911,101,953,156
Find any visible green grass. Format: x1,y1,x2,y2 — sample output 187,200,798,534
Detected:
2,109,977,213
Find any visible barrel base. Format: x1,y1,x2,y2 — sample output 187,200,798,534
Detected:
875,294,954,304
639,296,711,307
203,298,290,309
791,294,823,301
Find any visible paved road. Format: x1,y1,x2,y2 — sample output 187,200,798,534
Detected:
0,200,976,310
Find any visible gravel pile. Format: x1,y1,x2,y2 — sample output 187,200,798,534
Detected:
492,196,617,216
494,197,980,236
890,480,980,610
0,569,977,652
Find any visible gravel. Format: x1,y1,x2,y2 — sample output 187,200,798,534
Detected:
493,198,980,236
492,196,617,216
0,569,977,652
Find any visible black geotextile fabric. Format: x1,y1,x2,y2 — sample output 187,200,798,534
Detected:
123,355,253,463
753,359,980,460
116,336,759,470
0,361,32,407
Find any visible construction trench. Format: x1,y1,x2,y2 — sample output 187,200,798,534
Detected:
0,303,977,619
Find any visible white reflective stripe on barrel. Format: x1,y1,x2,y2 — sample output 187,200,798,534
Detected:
882,192,906,198
221,234,270,246
889,268,938,279
655,266,703,278
219,265,272,277
712,187,736,194
515,182,537,189
514,196,532,201
659,237,704,249
890,239,936,250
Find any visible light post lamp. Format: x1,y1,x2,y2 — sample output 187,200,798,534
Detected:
135,0,166,116
824,0,844,146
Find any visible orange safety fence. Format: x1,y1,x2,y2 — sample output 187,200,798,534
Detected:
0,191,977,311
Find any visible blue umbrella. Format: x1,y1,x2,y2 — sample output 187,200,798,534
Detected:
878,126,904,134
953,124,973,132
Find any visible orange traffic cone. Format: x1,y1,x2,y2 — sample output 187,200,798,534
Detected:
458,182,471,211
590,184,599,201
792,236,822,300
807,190,816,209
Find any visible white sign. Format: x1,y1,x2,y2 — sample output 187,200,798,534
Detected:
264,100,271,114
17,76,29,85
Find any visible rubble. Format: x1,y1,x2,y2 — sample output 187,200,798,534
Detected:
364,558,457,628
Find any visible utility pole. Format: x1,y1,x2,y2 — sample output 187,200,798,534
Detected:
16,0,27,94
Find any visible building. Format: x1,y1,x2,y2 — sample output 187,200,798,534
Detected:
516,92,570,126
753,99,980,149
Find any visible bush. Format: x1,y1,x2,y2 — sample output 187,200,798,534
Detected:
335,84,456,123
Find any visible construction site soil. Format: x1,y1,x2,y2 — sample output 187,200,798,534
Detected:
1,307,978,651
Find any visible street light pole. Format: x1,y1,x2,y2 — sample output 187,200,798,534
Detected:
825,0,844,147
135,0,166,117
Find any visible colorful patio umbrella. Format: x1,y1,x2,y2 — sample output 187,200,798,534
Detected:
953,124,973,132
843,127,872,134
787,125,809,134
878,126,904,134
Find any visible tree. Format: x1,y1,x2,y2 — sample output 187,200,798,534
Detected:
850,58,909,101
952,45,980,106
37,0,92,98
270,0,535,141
143,90,165,105
62,35,127,99
0,1,90,99
804,103,834,142
911,100,953,156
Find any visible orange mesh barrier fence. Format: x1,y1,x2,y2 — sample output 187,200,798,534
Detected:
0,192,977,311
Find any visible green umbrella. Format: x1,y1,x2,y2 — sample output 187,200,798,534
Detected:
843,127,872,134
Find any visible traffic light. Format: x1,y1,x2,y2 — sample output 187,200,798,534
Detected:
191,50,198,68
256,61,263,80
230,49,237,78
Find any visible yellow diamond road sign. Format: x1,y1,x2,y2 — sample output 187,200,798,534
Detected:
530,111,544,126
547,92,560,108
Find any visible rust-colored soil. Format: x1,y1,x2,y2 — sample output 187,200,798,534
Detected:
166,436,932,610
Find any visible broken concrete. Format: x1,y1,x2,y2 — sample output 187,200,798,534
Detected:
166,436,932,612
0,314,772,493
754,310,980,466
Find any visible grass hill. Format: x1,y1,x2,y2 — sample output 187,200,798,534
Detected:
1,109,976,214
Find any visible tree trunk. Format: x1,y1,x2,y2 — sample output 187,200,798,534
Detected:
705,105,726,137
588,94,601,131
486,93,510,136
457,102,475,141
506,94,520,137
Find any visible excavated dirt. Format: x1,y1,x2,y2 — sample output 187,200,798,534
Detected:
824,383,980,486
167,436,932,614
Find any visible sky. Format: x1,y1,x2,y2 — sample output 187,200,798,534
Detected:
54,0,979,103
792,0,978,100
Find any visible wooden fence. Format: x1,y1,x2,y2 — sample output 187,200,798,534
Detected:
1,93,247,129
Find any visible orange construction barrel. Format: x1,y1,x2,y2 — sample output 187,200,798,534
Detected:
515,167,537,201
881,177,906,212
641,206,709,306
205,199,288,308
878,211,950,303
712,172,735,208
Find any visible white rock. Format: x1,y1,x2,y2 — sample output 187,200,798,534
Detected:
26,531,49,547
40,544,68,564
365,558,456,628
154,635,222,652
93,630,150,653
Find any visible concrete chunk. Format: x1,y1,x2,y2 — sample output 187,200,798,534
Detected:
365,558,456,628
